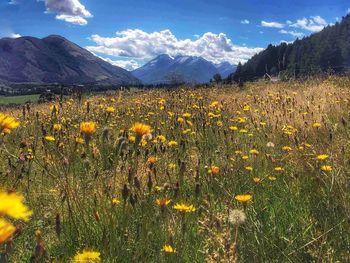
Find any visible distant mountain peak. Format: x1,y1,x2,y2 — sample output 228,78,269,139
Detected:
133,53,236,84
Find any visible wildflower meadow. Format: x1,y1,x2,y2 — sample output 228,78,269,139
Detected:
0,77,350,262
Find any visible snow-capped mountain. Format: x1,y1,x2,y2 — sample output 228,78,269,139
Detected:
132,54,236,84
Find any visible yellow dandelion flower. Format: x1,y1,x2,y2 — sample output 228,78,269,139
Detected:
80,122,97,136
72,250,101,262
235,194,253,203
155,198,171,207
268,176,277,181
245,166,253,171
162,244,176,253
282,146,292,152
208,166,220,175
106,106,115,113
147,156,157,165
53,124,62,131
0,191,32,221
168,140,178,147
312,122,321,128
274,167,284,171
45,136,55,142
249,149,259,155
0,113,20,132
112,198,120,205
0,219,16,244
253,177,261,183
75,137,84,145
156,135,166,143
173,203,196,213
321,165,332,171
317,154,329,161
131,122,151,137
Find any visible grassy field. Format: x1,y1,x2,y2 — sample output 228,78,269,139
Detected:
0,77,350,262
0,94,40,105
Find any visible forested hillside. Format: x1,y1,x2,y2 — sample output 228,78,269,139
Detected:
230,14,350,82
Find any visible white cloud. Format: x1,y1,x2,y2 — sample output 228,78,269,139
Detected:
279,29,304,38
289,16,327,32
56,14,88,25
86,29,262,65
347,8,350,14
10,33,21,38
261,21,284,28
8,0,19,4
43,0,92,25
241,19,250,24
99,56,140,71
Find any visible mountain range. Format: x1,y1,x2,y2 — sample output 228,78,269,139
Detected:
132,54,236,84
0,35,139,85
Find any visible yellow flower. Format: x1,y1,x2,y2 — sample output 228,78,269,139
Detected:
75,137,85,145
162,244,176,253
235,194,253,203
282,146,292,152
112,198,120,205
268,176,277,181
80,122,97,136
168,140,178,147
156,135,166,143
173,203,196,213
274,167,284,171
249,149,259,155
72,250,101,262
53,124,62,131
229,126,238,131
177,117,185,123
0,219,16,244
155,198,171,207
245,166,253,171
0,191,32,221
168,163,177,170
317,154,329,160
106,106,115,113
45,136,55,142
148,156,157,165
321,165,332,171
253,177,261,183
0,113,20,132
131,122,151,137
209,166,220,175
312,122,321,128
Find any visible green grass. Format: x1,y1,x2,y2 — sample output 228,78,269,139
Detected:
0,78,350,262
0,94,40,105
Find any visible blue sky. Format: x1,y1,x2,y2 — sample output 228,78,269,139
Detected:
1,0,349,69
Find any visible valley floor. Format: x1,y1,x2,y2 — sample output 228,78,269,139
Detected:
1,77,350,262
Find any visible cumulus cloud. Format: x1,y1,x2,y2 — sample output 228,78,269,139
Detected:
86,29,262,65
261,21,284,28
98,56,140,71
43,0,92,25
10,33,21,38
279,29,304,38
289,16,327,32
241,19,250,24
